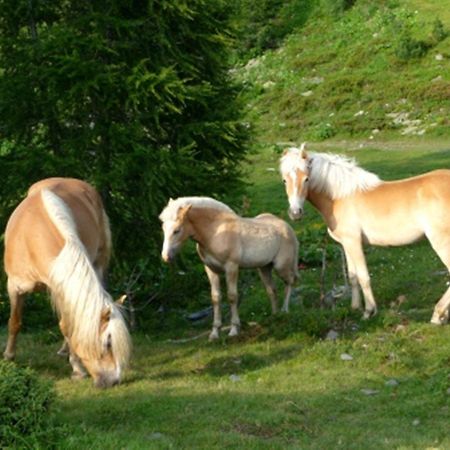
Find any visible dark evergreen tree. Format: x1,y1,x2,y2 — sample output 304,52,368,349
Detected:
0,1,248,292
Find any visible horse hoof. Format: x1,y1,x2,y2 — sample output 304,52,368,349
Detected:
228,326,239,337
3,352,15,361
430,312,448,325
71,372,87,381
362,308,377,320
208,330,219,341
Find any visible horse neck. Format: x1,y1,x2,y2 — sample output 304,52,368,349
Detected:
187,207,231,247
307,189,336,229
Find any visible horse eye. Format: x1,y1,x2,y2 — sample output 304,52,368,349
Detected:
283,179,287,184
305,177,309,182
106,334,112,351
173,228,181,235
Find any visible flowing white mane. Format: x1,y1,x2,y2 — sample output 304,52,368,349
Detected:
41,189,131,368
159,196,235,222
281,148,382,199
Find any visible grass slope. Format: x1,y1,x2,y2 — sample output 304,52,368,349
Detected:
237,0,450,144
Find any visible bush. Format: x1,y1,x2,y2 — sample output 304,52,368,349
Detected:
0,361,58,448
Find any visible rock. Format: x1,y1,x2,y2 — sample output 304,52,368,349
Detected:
301,90,313,97
361,389,379,396
326,330,339,341
230,374,241,382
340,353,353,361
446,387,450,395
435,54,444,61
385,379,399,387
412,419,420,426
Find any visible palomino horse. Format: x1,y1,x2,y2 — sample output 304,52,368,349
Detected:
280,144,450,324
3,178,131,387
159,197,299,340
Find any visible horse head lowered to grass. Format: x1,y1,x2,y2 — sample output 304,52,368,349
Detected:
280,144,450,324
159,197,299,340
3,178,131,388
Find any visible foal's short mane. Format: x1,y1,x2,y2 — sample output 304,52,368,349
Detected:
159,196,235,222
281,148,382,199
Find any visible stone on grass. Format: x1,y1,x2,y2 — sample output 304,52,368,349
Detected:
340,353,353,361
361,389,379,396
385,379,399,387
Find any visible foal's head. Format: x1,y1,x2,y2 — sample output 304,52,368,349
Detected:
280,143,311,220
159,201,192,263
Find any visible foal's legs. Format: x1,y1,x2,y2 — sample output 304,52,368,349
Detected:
258,265,278,314
225,263,241,337
204,265,222,340
342,239,377,318
3,281,25,361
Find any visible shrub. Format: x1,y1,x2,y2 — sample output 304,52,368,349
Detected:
431,18,448,44
395,32,429,60
0,361,58,448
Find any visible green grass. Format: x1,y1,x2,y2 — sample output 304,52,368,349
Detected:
237,0,450,144
2,0,450,446
1,143,450,449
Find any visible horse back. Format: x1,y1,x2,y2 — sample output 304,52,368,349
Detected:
4,178,110,288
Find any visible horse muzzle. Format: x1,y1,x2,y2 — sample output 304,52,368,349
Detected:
288,207,303,221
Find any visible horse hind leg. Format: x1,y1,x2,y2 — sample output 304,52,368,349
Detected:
3,280,25,360
278,268,297,313
258,265,278,314
427,233,450,324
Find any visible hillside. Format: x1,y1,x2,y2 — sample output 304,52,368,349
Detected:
235,0,450,147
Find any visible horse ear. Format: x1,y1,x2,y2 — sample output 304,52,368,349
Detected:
169,197,174,203
282,148,290,156
116,294,127,305
177,204,192,220
300,142,308,159
101,305,111,321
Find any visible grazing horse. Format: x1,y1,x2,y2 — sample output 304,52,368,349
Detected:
3,178,131,388
280,144,450,324
159,197,299,340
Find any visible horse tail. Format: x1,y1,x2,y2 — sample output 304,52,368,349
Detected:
41,189,130,367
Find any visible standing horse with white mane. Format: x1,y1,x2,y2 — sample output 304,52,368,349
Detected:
159,197,299,340
3,178,131,388
280,144,450,324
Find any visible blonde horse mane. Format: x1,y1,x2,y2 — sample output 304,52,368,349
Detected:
41,189,130,368
281,148,382,199
159,196,235,222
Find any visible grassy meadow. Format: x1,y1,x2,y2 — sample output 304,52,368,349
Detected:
2,143,450,449
2,0,450,448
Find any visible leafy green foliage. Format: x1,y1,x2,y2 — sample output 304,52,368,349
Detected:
0,361,59,448
0,0,249,304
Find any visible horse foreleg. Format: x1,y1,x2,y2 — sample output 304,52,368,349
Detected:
204,266,222,340
3,281,25,361
258,265,278,314
343,247,362,310
342,240,377,319
225,264,240,337
69,351,88,380
57,319,70,357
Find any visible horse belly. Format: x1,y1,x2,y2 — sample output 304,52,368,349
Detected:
239,237,279,268
361,219,424,246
